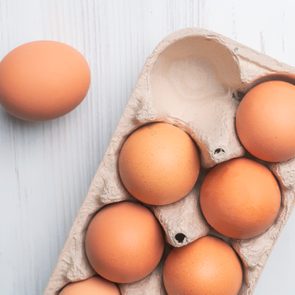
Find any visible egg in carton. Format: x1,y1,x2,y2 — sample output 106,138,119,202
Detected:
45,28,295,295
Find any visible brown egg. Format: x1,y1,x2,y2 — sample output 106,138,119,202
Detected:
200,158,281,239
163,236,243,295
236,80,295,162
118,123,200,205
85,202,164,283
60,277,120,295
0,41,90,120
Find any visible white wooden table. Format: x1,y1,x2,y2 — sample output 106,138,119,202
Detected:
1,0,295,294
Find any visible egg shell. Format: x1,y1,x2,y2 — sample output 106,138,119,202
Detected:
85,202,164,284
200,158,281,239
59,277,120,295
163,236,243,295
0,40,90,120
45,29,295,295
118,122,200,205
236,80,295,162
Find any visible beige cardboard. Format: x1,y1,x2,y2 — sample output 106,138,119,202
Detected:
45,28,295,295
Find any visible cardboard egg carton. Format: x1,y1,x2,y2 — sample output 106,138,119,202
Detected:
45,28,295,295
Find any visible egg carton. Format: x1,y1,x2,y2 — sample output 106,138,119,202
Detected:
45,28,295,295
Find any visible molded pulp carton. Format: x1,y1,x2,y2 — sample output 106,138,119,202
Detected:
45,28,295,295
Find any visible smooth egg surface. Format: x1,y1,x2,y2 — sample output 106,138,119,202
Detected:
163,236,243,295
0,40,90,120
118,123,200,205
200,158,281,239
59,277,120,295
85,202,164,283
236,80,295,162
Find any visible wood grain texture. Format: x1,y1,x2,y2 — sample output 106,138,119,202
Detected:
0,0,295,294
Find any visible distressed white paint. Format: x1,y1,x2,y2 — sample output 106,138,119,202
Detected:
0,0,295,294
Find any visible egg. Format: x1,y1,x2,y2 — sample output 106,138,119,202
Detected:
163,236,243,295
200,158,281,239
236,80,295,162
59,277,120,295
85,202,164,283
0,40,90,120
118,123,200,205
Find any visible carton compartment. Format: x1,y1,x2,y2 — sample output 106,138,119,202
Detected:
149,36,244,167
45,29,295,295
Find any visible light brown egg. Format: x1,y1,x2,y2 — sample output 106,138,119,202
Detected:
163,236,243,295
0,40,90,120
85,202,164,283
118,123,200,205
60,277,120,295
236,80,295,162
200,158,281,239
